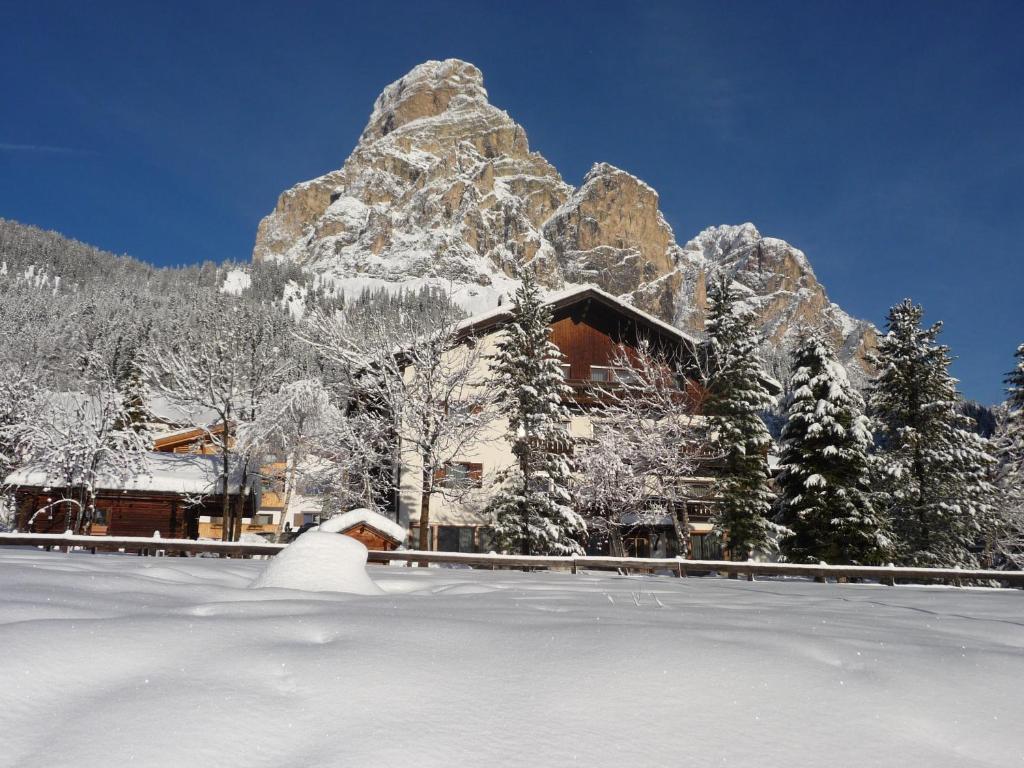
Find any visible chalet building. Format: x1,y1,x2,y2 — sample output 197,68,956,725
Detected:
7,452,257,538
396,286,769,558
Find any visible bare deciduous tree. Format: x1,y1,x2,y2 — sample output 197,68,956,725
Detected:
145,301,290,540
577,340,713,557
303,300,496,553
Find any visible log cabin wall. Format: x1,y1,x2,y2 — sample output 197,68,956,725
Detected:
14,488,252,539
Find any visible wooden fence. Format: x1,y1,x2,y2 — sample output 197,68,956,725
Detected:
1,532,1022,587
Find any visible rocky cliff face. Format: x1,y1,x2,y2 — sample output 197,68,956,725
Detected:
254,58,875,376
676,224,877,381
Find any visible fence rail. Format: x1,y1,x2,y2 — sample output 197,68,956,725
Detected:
1,532,1022,587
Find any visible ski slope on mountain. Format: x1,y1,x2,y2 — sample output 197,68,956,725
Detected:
0,548,1020,767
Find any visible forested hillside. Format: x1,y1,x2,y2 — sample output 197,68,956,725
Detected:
0,217,454,391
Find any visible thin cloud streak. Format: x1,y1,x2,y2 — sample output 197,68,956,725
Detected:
0,142,93,155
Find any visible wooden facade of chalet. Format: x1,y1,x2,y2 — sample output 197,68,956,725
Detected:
458,287,707,402
14,488,238,539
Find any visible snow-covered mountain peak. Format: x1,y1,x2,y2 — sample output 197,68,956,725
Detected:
360,59,490,143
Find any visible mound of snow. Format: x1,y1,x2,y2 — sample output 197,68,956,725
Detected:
318,508,407,543
250,532,383,595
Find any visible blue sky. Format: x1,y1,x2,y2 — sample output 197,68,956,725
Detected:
2,1,1021,403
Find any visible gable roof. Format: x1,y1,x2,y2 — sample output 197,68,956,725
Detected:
318,508,407,544
456,284,701,346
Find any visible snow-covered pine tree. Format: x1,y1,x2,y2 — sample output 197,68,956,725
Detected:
110,325,153,435
868,299,996,567
702,276,777,560
487,267,584,556
775,333,889,565
991,343,1024,566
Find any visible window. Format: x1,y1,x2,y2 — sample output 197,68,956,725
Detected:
589,366,610,382
614,368,640,386
561,364,572,379
253,513,274,526
92,508,109,525
437,462,483,489
624,535,651,558
691,533,722,560
476,527,495,553
437,526,476,553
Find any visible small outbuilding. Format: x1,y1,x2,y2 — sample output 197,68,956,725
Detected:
318,508,407,551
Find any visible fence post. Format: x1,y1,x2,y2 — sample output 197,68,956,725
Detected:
882,563,896,587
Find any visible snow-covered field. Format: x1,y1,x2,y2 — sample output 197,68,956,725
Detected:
1,548,1021,768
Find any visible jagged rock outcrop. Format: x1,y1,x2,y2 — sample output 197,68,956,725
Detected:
543,163,683,321
254,58,876,375
677,224,877,382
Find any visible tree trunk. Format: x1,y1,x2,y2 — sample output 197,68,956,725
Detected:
62,493,74,533
520,453,531,557
680,497,692,559
668,496,691,559
220,439,232,543
417,463,431,566
609,525,625,558
232,483,244,541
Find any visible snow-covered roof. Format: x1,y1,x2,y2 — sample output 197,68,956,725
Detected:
147,395,220,429
4,452,250,496
318,508,407,543
457,284,701,346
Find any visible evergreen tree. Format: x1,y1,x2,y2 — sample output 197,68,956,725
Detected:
703,276,777,559
868,299,995,567
487,267,584,555
775,333,889,564
111,325,153,435
991,343,1024,566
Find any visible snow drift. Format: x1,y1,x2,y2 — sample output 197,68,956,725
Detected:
250,531,383,594
2,549,1022,767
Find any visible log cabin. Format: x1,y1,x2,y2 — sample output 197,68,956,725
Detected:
7,452,257,539
317,508,407,551
396,285,781,557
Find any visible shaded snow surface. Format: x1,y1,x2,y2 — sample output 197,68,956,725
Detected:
0,549,1022,767
250,531,383,595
